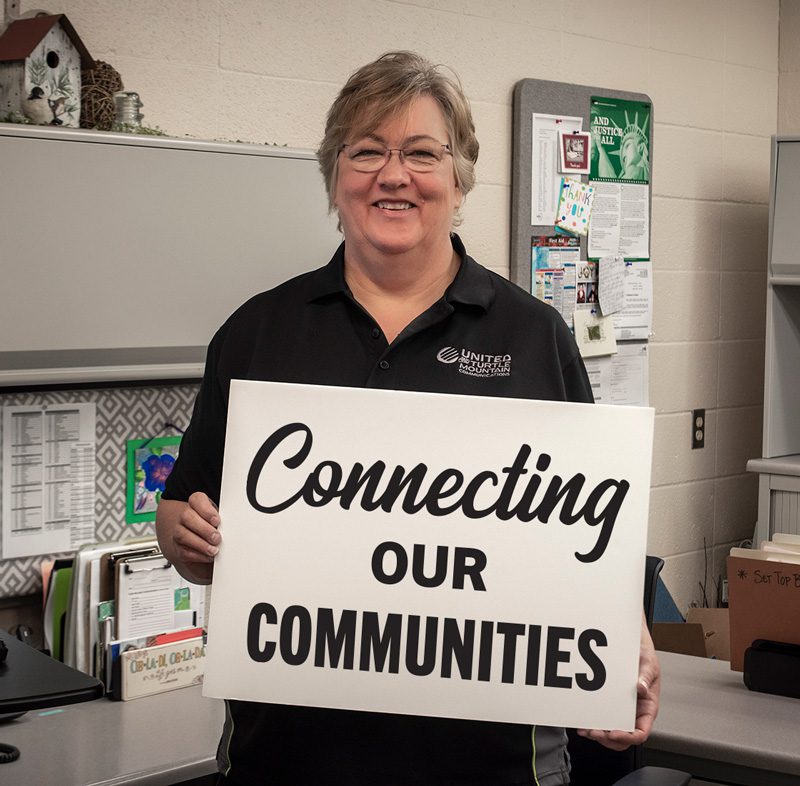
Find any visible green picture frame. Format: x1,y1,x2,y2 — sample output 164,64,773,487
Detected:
126,435,182,524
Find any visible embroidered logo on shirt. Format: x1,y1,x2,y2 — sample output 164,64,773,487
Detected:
436,346,512,378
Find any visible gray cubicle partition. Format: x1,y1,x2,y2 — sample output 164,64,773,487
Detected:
510,79,653,292
0,125,341,598
0,125,341,388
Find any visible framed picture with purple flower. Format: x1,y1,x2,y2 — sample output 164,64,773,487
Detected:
126,435,182,524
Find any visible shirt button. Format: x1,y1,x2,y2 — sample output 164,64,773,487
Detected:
370,327,381,339
379,360,390,370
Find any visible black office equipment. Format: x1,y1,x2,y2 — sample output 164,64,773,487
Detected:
0,629,103,714
744,639,800,700
567,556,691,786
0,628,101,765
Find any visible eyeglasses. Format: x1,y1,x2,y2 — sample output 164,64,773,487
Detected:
340,139,452,173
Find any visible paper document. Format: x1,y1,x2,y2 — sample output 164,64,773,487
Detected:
611,260,652,340
587,182,621,257
116,555,175,639
599,255,625,315
115,553,207,640
583,343,649,406
531,236,580,319
531,113,582,224
2,403,96,558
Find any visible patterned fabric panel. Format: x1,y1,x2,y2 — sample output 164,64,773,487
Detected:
0,384,199,597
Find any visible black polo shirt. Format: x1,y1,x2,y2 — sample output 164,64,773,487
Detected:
164,234,591,786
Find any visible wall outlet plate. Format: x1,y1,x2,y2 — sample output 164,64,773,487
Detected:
692,408,705,449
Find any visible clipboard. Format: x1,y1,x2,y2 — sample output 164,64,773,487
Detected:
110,545,208,643
99,545,160,602
115,553,174,640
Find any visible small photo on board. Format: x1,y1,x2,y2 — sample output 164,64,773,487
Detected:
126,435,182,524
559,131,591,174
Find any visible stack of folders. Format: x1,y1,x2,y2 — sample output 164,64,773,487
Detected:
727,533,800,672
43,557,74,661
60,537,208,700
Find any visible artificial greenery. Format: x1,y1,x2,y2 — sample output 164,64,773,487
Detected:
111,122,167,136
0,111,33,124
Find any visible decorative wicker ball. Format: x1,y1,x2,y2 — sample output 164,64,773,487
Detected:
81,60,124,130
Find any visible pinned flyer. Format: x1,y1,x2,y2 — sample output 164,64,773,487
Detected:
559,131,591,174
598,255,625,315
573,308,617,358
555,177,595,237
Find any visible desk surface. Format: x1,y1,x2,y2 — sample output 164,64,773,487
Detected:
1,652,797,786
0,685,224,786
646,651,800,785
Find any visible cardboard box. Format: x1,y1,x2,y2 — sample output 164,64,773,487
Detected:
652,608,730,660
685,607,730,661
653,623,707,657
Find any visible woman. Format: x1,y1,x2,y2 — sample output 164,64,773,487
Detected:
157,51,659,785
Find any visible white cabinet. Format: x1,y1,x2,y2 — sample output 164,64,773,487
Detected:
0,125,340,387
748,137,800,541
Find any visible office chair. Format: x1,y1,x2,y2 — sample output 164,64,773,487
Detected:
566,556,691,786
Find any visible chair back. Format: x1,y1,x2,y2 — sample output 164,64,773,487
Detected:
566,555,664,786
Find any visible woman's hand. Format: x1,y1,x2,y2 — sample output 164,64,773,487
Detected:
576,614,661,751
156,492,221,585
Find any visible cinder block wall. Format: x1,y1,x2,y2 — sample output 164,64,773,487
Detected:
15,0,781,614
779,0,800,132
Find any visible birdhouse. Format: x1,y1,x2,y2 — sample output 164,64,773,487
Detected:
0,14,93,127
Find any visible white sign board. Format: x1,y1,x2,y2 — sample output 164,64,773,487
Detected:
203,381,654,731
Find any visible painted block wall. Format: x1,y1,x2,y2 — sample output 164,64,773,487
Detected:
13,0,781,615
779,0,800,132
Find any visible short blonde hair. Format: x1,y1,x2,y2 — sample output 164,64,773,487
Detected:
317,51,479,223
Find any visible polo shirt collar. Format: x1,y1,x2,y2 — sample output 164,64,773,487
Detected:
307,233,494,313
445,233,493,311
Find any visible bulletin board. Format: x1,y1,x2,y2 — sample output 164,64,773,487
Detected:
511,78,653,286
510,79,654,406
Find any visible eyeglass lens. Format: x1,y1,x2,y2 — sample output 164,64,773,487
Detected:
344,141,449,172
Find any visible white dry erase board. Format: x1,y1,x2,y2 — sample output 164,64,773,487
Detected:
0,125,341,387
204,381,654,731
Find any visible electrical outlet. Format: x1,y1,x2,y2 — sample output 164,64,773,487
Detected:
692,408,705,449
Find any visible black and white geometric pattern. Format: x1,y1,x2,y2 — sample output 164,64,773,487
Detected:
0,383,199,598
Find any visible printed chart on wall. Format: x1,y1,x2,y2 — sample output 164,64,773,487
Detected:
2,404,97,559
530,113,582,225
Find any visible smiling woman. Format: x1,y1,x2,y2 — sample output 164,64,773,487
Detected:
155,51,659,786
333,94,463,325
315,52,479,342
